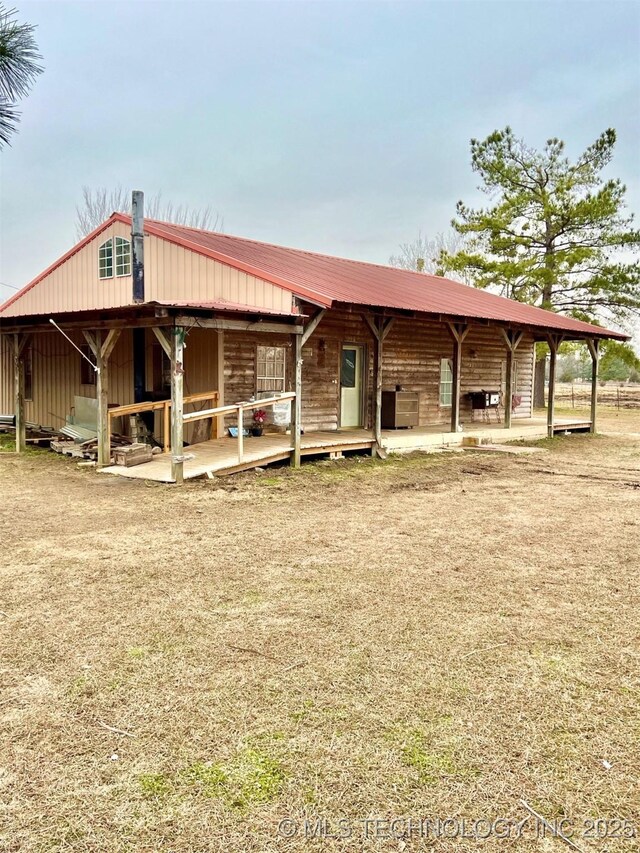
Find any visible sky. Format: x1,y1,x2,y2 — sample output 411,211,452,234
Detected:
0,0,639,338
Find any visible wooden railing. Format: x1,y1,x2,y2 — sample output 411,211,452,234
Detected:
183,392,296,464
108,390,220,452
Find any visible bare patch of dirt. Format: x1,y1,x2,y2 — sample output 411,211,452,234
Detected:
0,410,639,851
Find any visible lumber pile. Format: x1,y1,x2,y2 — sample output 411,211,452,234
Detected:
50,434,132,462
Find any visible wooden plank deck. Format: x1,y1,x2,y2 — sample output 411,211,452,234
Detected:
99,430,375,482
98,418,589,482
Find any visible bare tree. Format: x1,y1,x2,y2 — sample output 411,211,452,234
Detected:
75,186,224,239
389,230,469,282
0,5,44,147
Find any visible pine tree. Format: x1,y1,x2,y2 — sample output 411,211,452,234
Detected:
439,127,640,405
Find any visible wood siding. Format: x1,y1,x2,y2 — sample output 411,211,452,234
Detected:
1,309,534,441
220,310,534,432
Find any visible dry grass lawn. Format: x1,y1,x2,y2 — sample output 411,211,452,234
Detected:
1,406,639,851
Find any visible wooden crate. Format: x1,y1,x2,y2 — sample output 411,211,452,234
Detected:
113,443,154,468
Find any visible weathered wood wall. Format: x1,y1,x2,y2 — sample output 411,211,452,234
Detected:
0,310,534,442
381,317,534,425
221,309,534,432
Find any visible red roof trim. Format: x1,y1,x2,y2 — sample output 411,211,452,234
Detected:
151,299,299,317
0,214,126,315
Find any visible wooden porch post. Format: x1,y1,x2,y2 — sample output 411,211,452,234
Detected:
171,326,185,484
292,332,302,467
501,329,524,430
12,333,28,454
586,338,600,434
290,309,326,468
215,330,225,439
364,314,395,455
546,334,561,439
447,322,469,433
83,329,121,467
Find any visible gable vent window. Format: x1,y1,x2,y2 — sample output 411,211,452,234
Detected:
99,237,131,279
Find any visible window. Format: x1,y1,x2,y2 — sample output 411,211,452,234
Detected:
24,346,33,401
99,240,113,279
80,344,96,386
99,237,131,279
439,357,453,406
115,237,131,276
256,345,286,393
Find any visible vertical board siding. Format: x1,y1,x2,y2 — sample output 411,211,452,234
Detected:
1,221,135,317
145,236,294,314
2,229,294,319
0,330,134,430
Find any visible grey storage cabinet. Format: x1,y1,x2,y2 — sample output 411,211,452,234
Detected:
381,390,419,429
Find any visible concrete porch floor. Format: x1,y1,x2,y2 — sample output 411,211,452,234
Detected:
98,417,590,482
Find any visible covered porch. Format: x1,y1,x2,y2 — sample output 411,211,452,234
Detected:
97,415,590,482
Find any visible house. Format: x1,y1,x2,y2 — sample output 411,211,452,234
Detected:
0,193,627,483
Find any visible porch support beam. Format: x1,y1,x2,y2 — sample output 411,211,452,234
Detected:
215,330,225,439
500,329,524,430
364,314,395,453
291,332,302,468
170,326,185,484
152,326,172,358
83,328,122,467
586,337,600,434
12,333,29,453
546,333,563,438
447,322,469,433
362,314,395,458
301,308,327,346
174,315,303,336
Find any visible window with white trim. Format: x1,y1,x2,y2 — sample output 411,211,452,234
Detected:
439,357,453,406
256,345,286,393
99,240,113,279
99,237,131,279
115,236,131,276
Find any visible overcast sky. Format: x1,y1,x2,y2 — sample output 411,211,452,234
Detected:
1,0,639,331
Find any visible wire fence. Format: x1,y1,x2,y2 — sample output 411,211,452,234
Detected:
552,382,640,409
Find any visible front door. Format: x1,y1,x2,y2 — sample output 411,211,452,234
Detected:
340,345,364,428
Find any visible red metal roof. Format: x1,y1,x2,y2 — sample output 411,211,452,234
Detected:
1,211,628,341
143,217,627,341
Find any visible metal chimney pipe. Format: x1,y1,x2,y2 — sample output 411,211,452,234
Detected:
132,190,144,303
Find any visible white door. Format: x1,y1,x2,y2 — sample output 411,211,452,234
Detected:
340,345,363,428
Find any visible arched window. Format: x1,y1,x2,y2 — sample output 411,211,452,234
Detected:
98,237,131,279
98,239,113,279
